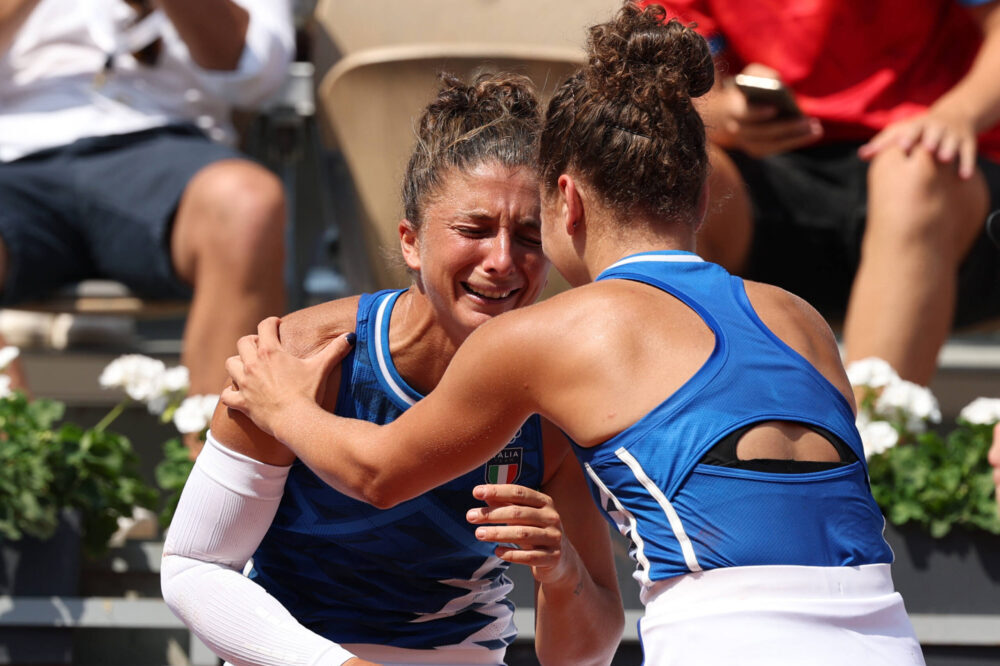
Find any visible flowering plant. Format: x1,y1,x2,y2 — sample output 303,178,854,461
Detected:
97,354,214,526
850,358,1000,538
0,347,158,557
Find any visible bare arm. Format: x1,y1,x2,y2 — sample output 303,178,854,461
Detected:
157,0,250,70
859,1,1000,177
165,299,373,666
0,0,39,54
531,425,622,666
223,312,544,508
464,423,622,666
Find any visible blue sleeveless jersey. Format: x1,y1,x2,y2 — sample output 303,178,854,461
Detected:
572,252,892,588
249,289,545,649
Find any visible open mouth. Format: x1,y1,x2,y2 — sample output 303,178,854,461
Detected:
461,282,521,302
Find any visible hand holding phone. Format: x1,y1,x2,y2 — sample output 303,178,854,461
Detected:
733,74,802,119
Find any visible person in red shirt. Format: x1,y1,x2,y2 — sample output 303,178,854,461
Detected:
643,0,1000,387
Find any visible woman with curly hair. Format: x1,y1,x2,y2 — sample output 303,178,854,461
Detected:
224,4,924,663
161,71,623,666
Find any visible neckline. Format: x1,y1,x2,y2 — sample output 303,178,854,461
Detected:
369,290,423,409
600,250,704,278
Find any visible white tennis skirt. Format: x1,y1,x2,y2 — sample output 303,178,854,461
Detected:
340,643,506,666
639,563,925,665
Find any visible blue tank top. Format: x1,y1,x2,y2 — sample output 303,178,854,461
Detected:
249,289,545,649
572,252,892,591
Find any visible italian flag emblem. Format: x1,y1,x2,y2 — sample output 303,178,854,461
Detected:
486,447,523,484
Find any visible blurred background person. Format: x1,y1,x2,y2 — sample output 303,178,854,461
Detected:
0,0,294,454
642,0,1000,390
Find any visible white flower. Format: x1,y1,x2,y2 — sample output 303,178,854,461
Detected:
146,366,191,416
846,357,899,389
0,374,12,399
959,397,1000,425
161,366,190,394
173,394,219,434
875,379,942,433
0,346,20,373
858,420,899,460
99,354,167,402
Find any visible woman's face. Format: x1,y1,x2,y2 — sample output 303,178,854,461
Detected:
403,162,549,341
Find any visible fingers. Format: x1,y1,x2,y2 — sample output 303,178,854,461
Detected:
256,316,281,347
219,384,245,412
235,333,258,362
733,116,822,157
224,353,245,387
958,138,977,180
315,331,357,370
467,501,560,527
472,483,549,508
860,114,979,179
475,522,565,568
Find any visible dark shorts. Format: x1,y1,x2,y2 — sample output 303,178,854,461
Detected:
0,124,245,304
731,142,1000,328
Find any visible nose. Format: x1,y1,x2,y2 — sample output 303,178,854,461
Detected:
482,231,515,276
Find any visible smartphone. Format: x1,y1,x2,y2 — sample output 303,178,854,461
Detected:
733,74,802,119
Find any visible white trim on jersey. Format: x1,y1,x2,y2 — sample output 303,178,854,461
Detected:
583,462,653,589
615,447,702,574
606,253,704,270
374,294,417,407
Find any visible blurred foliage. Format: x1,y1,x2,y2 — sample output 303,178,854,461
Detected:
0,391,159,557
869,420,1000,538
154,436,194,528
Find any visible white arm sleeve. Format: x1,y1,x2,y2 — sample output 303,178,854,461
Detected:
161,433,356,666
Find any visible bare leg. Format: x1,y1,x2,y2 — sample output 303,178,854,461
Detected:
844,146,988,385
171,159,286,454
697,144,754,274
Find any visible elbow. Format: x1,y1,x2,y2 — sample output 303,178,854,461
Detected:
320,467,408,510
160,554,192,623
353,478,400,509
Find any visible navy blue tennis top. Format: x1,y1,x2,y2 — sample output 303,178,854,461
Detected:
249,289,545,650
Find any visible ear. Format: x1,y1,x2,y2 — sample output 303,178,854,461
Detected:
694,183,709,233
399,219,421,272
558,174,584,236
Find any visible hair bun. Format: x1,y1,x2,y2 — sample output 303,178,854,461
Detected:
422,72,538,137
586,2,714,112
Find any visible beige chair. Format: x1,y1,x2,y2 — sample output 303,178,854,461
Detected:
317,43,584,293
310,0,619,76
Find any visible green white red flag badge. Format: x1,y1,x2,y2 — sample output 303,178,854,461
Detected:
486,447,523,484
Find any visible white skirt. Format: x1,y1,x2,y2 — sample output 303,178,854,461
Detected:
340,643,506,666
225,643,504,666
639,563,925,665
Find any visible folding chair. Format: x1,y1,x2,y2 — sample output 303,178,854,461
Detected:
316,43,585,292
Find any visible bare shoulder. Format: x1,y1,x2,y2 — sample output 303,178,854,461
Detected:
278,295,361,357
460,282,628,397
742,280,853,404
211,295,362,465
742,280,836,347
472,283,616,354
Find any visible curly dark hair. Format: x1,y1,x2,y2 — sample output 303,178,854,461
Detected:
402,72,541,229
538,2,714,222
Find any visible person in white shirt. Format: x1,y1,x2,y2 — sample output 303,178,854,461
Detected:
0,0,294,453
